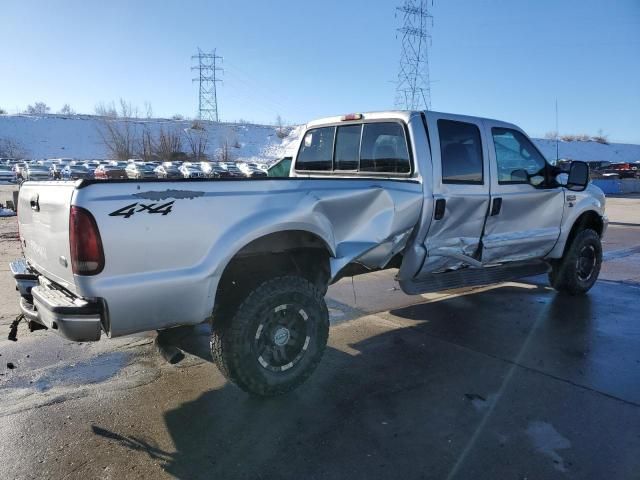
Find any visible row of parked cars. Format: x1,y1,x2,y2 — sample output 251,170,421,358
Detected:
0,158,270,182
556,160,640,179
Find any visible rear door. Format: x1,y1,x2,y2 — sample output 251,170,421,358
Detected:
480,122,564,263
18,182,77,292
419,113,491,273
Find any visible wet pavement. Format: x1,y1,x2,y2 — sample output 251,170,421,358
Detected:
0,195,639,479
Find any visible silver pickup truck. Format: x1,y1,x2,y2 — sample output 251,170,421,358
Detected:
11,110,607,396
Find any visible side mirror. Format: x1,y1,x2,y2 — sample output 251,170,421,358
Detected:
567,161,589,191
510,169,529,182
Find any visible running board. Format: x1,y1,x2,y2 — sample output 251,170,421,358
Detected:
399,260,550,295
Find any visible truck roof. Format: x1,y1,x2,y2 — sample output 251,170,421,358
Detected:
306,110,520,131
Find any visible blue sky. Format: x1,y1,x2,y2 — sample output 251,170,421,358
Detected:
2,0,639,142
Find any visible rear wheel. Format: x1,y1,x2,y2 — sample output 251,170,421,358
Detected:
549,228,602,295
211,276,329,396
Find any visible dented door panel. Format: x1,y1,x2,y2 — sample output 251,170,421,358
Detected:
423,192,490,271
415,113,491,275
482,187,564,263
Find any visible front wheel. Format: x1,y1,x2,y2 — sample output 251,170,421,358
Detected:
549,228,602,295
211,276,329,396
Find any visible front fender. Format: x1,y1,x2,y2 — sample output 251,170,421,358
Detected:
546,183,606,259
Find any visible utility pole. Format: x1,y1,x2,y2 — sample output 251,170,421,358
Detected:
395,0,433,110
192,48,223,122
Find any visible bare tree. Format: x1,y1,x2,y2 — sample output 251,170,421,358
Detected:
0,138,28,158
184,121,209,161
155,127,183,162
171,114,185,121
144,101,153,119
97,100,140,160
138,125,156,162
544,131,558,140
0,107,7,115
25,102,50,115
592,129,609,145
95,101,118,118
217,139,233,163
58,104,75,115
275,114,291,139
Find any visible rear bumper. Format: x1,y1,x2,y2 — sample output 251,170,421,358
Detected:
10,259,103,341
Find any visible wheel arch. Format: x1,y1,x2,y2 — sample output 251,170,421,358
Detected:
564,210,604,253
212,230,333,319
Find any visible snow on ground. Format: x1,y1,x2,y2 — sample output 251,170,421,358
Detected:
1,114,638,164
0,114,298,163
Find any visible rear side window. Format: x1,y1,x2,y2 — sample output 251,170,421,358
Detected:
360,123,410,173
296,126,335,171
334,125,362,170
437,120,484,184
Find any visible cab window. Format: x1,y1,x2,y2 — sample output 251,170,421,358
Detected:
359,122,410,173
334,125,362,170
438,120,484,184
296,127,335,171
492,128,547,185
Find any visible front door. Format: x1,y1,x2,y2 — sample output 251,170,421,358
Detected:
419,114,491,273
481,122,564,264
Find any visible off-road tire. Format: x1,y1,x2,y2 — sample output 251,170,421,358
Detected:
549,228,602,295
211,276,329,396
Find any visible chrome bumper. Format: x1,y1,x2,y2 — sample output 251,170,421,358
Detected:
10,259,103,341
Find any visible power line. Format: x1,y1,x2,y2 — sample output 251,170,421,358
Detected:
395,0,433,110
191,48,223,122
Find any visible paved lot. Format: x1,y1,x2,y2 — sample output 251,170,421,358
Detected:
0,189,639,479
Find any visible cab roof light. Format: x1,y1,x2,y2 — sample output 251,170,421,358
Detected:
341,113,363,121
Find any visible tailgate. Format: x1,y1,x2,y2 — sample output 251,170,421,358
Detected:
18,182,77,292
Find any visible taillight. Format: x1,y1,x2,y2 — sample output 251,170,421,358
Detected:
69,206,105,275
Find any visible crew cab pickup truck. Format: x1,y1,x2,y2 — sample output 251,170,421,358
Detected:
11,110,607,396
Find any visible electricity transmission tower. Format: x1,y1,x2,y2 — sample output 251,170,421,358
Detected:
192,48,223,122
395,0,433,111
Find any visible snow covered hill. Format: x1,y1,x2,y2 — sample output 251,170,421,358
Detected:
533,138,640,163
0,114,300,162
1,113,638,164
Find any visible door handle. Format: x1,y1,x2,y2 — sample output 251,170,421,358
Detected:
491,197,502,216
434,198,446,220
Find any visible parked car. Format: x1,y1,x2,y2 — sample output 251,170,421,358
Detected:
94,164,127,180
24,164,51,181
12,162,27,181
154,164,183,179
210,163,233,178
246,163,268,177
11,110,606,398
219,162,244,177
0,164,16,183
62,164,93,180
178,163,207,178
125,162,157,180
602,162,639,179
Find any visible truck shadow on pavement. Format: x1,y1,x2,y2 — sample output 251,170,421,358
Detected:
91,282,640,479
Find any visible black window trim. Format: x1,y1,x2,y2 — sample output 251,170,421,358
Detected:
491,127,551,186
334,123,363,172
294,119,414,178
438,119,485,185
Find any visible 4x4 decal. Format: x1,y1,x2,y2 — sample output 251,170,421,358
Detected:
109,201,174,219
